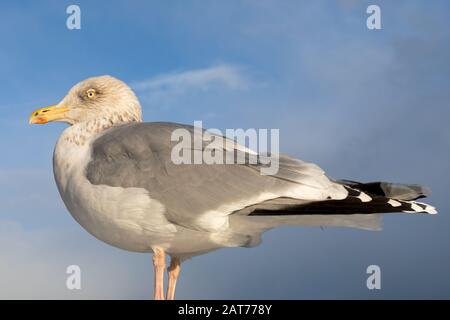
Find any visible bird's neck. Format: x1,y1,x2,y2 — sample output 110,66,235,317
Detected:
60,115,143,146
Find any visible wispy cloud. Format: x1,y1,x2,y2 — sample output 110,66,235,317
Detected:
132,64,248,97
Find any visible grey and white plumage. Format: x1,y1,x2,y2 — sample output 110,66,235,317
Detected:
30,75,437,299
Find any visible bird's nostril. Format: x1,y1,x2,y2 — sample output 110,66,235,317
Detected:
34,112,39,116
42,110,49,113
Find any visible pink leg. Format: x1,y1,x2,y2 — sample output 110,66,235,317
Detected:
166,257,181,300
152,248,166,300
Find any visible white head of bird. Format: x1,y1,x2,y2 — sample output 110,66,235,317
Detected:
29,75,143,126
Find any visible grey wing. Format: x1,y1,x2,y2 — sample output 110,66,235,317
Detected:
86,122,348,232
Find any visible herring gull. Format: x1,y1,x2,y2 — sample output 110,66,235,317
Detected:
29,75,437,299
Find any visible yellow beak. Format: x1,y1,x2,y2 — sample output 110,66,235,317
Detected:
29,105,70,124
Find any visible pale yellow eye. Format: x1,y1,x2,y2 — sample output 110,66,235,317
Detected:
86,89,97,99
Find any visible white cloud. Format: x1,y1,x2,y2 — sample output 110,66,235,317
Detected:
132,64,248,99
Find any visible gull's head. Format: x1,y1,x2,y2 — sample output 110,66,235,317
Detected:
29,75,142,125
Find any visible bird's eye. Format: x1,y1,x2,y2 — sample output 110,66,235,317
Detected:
86,89,97,99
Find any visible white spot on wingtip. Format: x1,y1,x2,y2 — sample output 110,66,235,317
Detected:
357,192,372,202
387,199,402,207
426,206,437,214
411,203,424,212
407,202,437,214
415,201,438,214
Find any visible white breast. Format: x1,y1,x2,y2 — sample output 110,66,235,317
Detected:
53,125,178,253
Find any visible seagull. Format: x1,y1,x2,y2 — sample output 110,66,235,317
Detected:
29,75,437,300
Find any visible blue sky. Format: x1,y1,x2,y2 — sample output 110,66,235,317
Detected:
0,0,449,298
